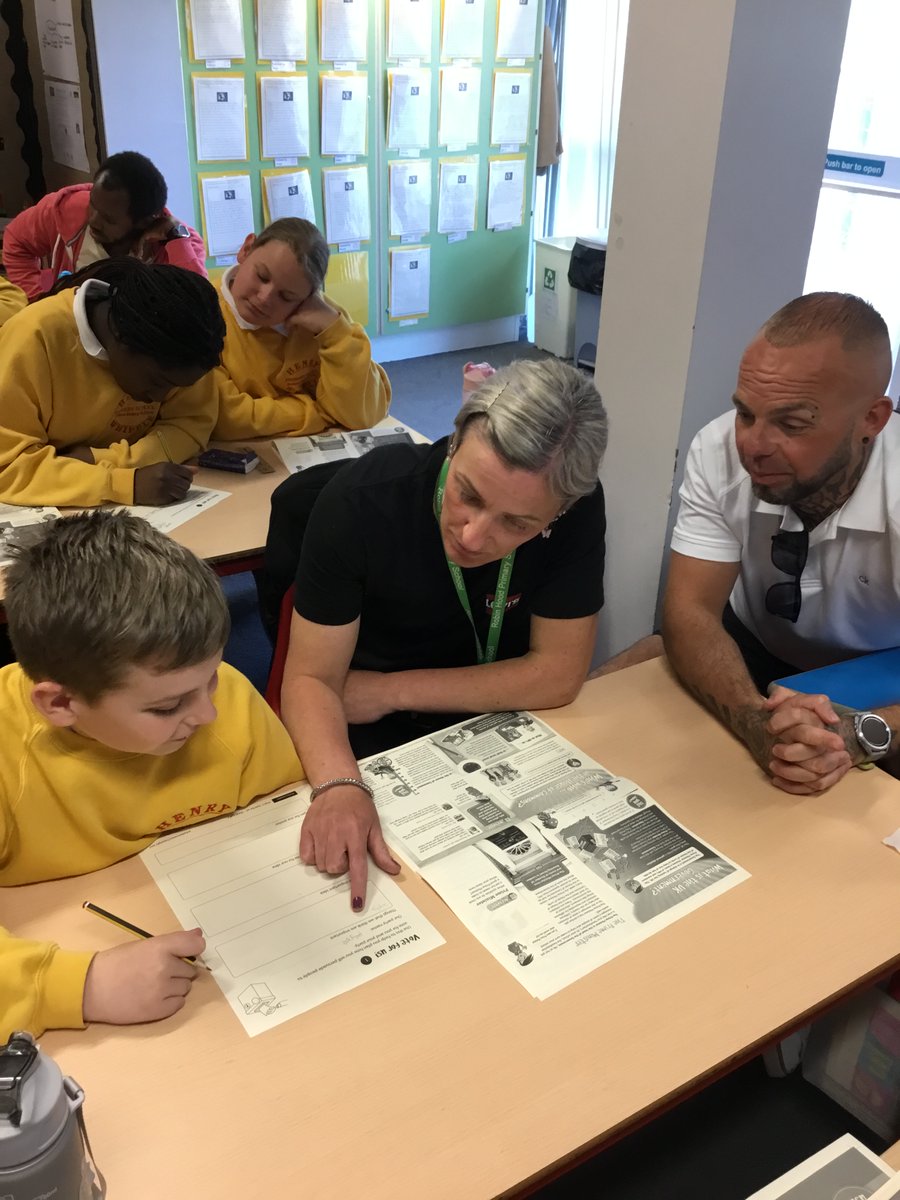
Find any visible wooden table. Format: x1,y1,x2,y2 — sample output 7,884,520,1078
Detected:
175,438,287,572
9,659,900,1199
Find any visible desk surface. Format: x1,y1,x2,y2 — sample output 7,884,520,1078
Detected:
9,659,900,1199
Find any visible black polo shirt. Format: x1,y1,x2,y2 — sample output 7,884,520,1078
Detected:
294,437,606,673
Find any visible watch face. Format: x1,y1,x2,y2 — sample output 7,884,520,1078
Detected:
860,714,891,751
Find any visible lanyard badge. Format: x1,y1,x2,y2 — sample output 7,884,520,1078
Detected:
433,458,515,665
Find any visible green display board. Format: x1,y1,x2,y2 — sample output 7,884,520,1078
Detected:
176,0,543,337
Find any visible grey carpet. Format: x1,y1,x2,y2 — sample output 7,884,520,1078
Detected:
384,340,551,442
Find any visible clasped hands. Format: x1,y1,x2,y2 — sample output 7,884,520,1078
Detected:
750,685,856,795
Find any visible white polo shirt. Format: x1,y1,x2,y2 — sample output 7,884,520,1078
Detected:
670,411,900,670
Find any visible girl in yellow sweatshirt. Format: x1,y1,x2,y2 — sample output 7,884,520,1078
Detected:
0,275,27,326
213,217,390,439
0,258,225,507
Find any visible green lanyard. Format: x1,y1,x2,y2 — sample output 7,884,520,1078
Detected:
433,458,515,664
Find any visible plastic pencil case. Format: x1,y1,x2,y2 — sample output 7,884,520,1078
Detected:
198,448,260,473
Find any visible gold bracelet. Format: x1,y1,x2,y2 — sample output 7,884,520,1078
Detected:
309,777,375,802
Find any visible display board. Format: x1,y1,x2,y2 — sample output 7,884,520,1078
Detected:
176,0,543,336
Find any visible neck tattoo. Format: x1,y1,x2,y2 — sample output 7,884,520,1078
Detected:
793,444,871,531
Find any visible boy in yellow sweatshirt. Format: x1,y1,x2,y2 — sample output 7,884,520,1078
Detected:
0,509,302,1037
0,275,27,326
213,217,391,439
0,259,225,507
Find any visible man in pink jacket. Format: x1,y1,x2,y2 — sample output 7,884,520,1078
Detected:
3,151,207,300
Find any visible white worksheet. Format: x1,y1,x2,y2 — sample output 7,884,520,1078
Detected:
387,68,431,151
140,788,444,1036
389,160,431,236
35,0,79,82
193,75,247,161
257,0,307,61
0,505,61,568
390,246,430,319
496,0,539,59
200,174,253,256
189,0,245,59
438,159,478,234
439,66,480,146
320,72,368,156
264,169,316,223
117,486,229,535
323,165,371,243
387,0,432,59
320,0,367,62
441,0,485,60
260,74,310,159
487,156,526,228
490,70,531,146
44,81,89,171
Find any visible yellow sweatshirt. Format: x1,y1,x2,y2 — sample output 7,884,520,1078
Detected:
0,288,219,506
0,276,27,326
212,279,391,440
0,661,302,1036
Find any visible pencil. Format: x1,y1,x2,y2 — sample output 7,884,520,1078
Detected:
82,901,210,969
156,429,174,463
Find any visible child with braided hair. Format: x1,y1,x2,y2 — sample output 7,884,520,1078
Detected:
0,258,225,507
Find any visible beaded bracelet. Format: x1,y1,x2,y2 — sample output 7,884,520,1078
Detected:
309,776,375,802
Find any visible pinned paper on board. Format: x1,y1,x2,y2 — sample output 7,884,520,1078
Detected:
321,72,368,156
487,156,526,229
193,75,248,161
387,0,432,60
322,164,371,244
320,0,368,63
324,250,369,325
387,68,431,151
490,70,531,146
390,246,430,319
200,173,253,257
496,0,539,59
437,159,478,235
189,0,245,60
257,0,307,61
44,81,89,172
441,0,485,60
439,66,480,147
35,0,79,83
260,74,310,158
262,168,316,224
389,160,432,237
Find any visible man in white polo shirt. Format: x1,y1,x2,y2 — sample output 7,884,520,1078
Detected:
663,292,900,795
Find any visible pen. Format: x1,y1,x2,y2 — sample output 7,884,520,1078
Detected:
82,901,210,969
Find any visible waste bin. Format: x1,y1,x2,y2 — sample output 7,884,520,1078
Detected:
534,235,577,358
568,233,607,370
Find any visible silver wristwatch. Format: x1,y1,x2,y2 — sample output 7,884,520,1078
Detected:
853,712,892,762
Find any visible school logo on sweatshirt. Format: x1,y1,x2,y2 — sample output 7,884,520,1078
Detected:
156,802,233,831
108,396,159,440
280,358,320,393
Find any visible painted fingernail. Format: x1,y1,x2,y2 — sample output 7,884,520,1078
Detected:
352,896,363,911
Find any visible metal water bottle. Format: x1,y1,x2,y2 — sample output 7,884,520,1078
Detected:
0,1031,104,1200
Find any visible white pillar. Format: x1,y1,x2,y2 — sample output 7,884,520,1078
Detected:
594,0,851,661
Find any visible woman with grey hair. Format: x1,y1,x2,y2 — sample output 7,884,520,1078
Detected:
277,358,608,910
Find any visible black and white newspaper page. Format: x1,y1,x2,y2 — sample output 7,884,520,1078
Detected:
360,712,749,999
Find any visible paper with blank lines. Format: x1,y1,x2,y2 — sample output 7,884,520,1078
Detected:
140,788,443,1035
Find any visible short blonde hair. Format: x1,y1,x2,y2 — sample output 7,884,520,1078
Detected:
763,292,889,352
5,510,230,701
